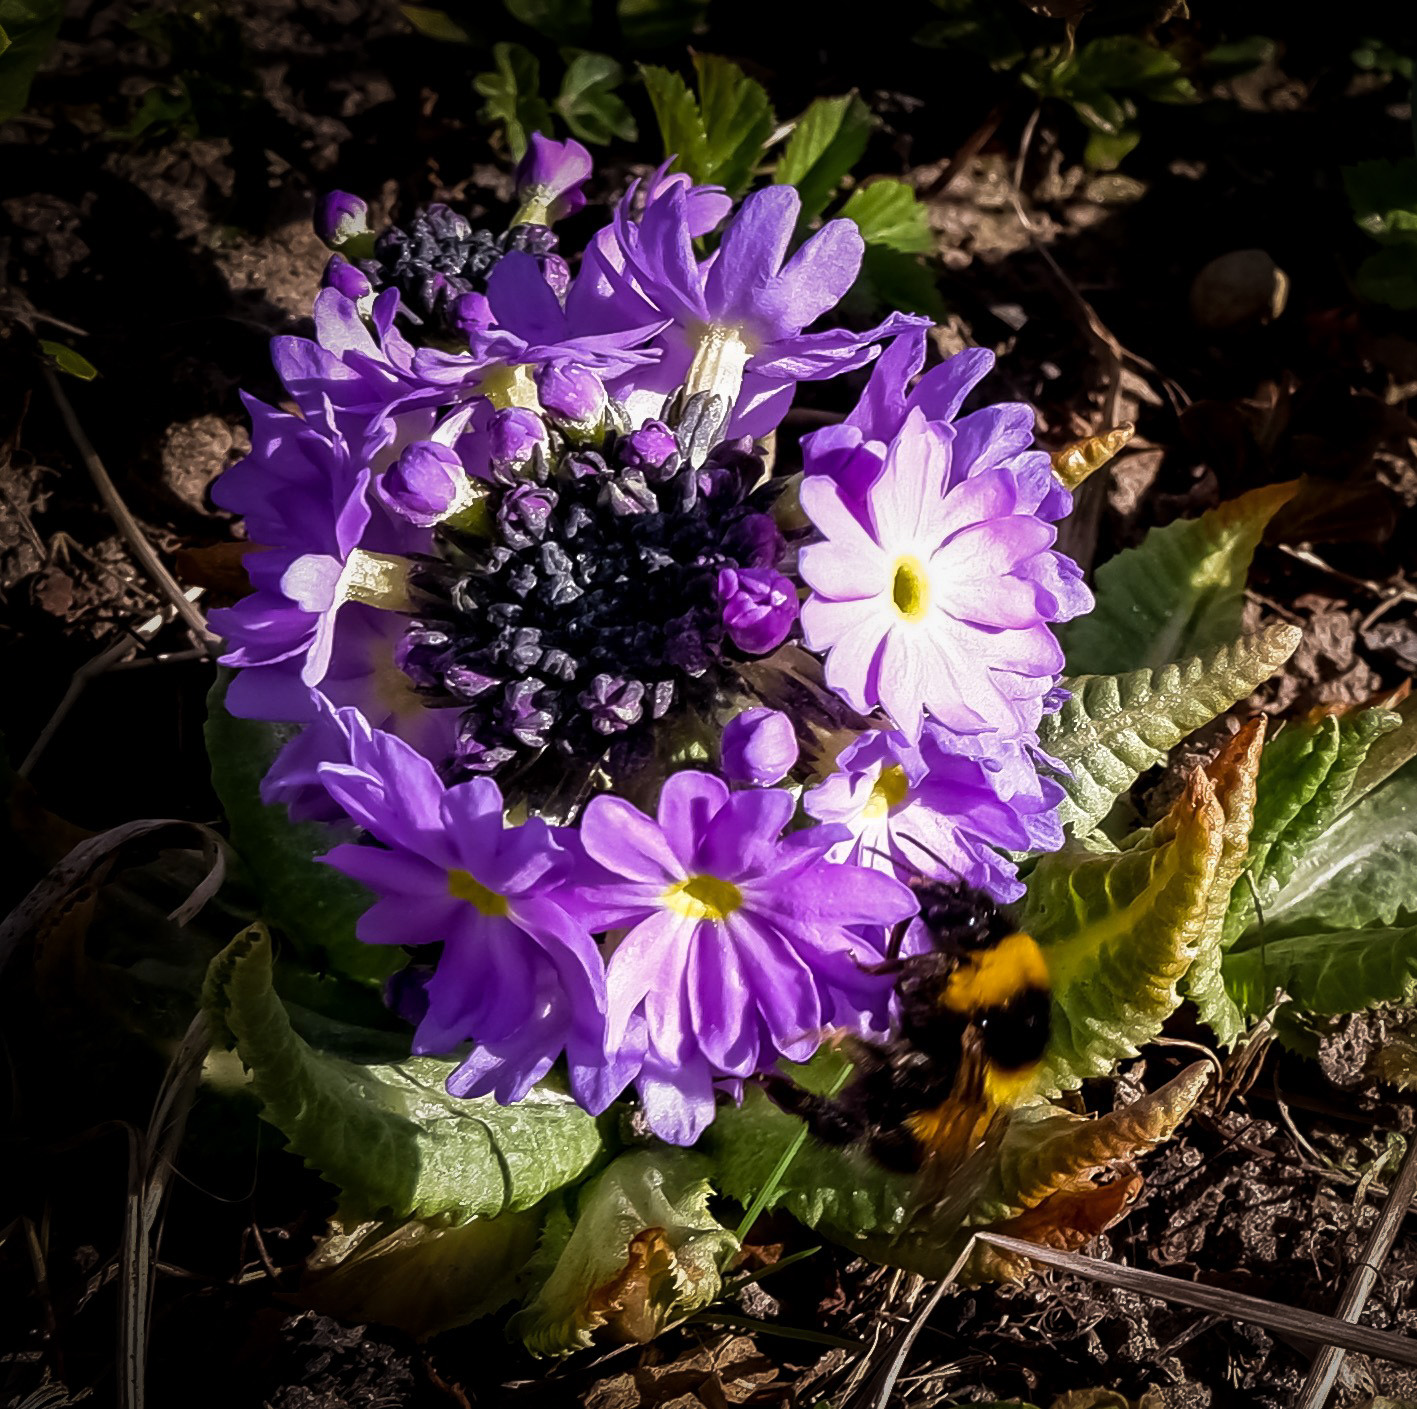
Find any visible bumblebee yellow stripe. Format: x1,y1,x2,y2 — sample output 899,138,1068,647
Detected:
940,932,1049,1013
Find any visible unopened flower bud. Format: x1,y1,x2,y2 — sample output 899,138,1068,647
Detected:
720,707,799,786
383,442,466,527
619,420,678,473
314,191,374,258
536,361,607,438
321,253,372,304
451,291,494,337
488,407,549,471
716,567,798,655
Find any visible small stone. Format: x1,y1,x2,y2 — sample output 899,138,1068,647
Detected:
1189,249,1289,330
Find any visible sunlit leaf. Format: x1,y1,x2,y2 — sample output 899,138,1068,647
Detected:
204,925,606,1223
510,1149,738,1356
205,670,400,986
775,94,874,224
1061,482,1297,676
640,62,709,180
837,178,934,254
1037,623,1300,837
1021,766,1228,1091
1179,720,1265,1045
1225,924,1417,1020
692,53,774,195
39,339,98,380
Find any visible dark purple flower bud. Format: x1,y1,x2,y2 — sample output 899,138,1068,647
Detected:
382,441,465,527
721,707,799,786
602,471,657,517
321,253,372,302
536,361,607,430
717,567,798,655
451,290,494,336
514,133,593,225
724,512,785,570
444,663,500,700
488,407,549,470
578,674,645,734
314,191,371,253
498,483,556,549
619,420,678,473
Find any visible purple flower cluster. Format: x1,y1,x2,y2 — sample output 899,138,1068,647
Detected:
214,136,1089,1143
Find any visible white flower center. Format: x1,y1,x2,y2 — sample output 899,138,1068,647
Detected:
683,323,754,411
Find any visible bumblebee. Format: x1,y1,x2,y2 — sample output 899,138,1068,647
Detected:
759,880,1052,1177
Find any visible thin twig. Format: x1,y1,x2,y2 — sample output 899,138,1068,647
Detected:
971,1232,1417,1369
1293,1134,1417,1409
43,368,218,651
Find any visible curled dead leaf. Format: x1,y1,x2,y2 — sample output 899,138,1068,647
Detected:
1052,422,1136,490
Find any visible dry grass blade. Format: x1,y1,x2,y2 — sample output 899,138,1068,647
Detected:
121,1015,211,1409
1293,1134,1417,1409
42,367,218,652
972,1233,1417,1369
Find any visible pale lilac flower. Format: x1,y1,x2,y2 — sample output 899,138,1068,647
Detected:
514,133,594,225
799,407,1085,740
804,725,1065,903
568,771,916,1142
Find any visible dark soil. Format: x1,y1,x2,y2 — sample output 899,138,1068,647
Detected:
5,1,1417,1406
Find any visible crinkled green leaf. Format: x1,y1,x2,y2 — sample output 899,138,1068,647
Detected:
1020,766,1225,1091
474,42,554,161
1225,924,1417,1020
205,669,400,986
0,0,61,122
203,926,605,1223
640,55,773,196
1224,708,1401,948
775,94,874,225
838,178,934,254
1038,624,1300,837
511,1149,738,1356
556,49,635,145
700,1055,911,1239
1061,482,1297,677
303,1209,544,1338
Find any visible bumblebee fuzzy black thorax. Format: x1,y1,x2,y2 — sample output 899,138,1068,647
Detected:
759,880,1053,1177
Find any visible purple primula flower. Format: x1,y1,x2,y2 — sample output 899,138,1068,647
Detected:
514,133,594,226
720,707,798,786
572,179,928,437
536,360,607,428
568,771,917,1143
716,566,797,655
380,440,466,526
804,724,1065,904
321,253,373,304
317,727,625,1113
799,406,1090,740
315,191,371,251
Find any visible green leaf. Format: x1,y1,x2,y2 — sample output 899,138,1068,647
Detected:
691,53,775,196
1020,765,1227,1091
474,42,554,161
855,244,946,319
39,339,98,380
556,49,635,145
1356,245,1417,311
775,94,874,225
510,1149,738,1355
1224,708,1402,948
1084,127,1140,171
0,0,61,123
1060,482,1297,677
837,179,934,254
1038,624,1301,838
1225,924,1417,1020
204,925,606,1223
205,669,403,987
1069,35,1196,103
303,1210,544,1338
1204,35,1279,76
616,0,708,50
1343,159,1417,245
399,5,475,42
701,1050,911,1239
504,0,593,44
640,62,709,181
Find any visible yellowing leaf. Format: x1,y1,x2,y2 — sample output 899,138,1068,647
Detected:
1022,769,1226,1091
510,1150,738,1357
1179,719,1266,1045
